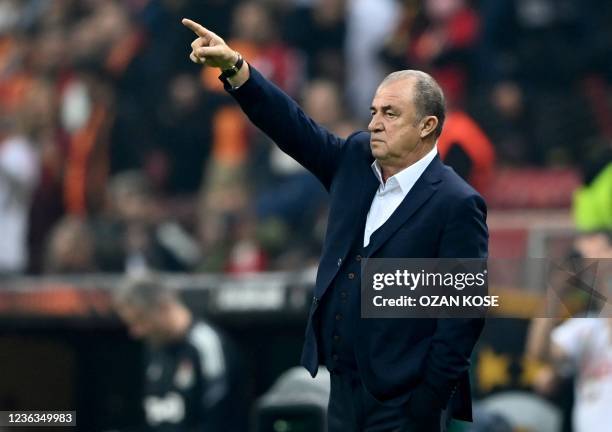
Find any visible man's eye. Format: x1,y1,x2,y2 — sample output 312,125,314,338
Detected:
386,112,397,118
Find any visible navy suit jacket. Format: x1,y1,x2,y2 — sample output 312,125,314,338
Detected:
223,66,488,421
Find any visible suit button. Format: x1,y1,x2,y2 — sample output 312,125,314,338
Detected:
333,334,340,342
335,313,343,321
356,255,362,261
348,272,355,280
340,291,347,299
337,258,342,267
312,296,319,305
332,354,339,361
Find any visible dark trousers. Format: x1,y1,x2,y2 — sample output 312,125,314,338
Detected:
327,370,450,432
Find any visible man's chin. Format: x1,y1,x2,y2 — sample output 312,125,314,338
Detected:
370,145,386,159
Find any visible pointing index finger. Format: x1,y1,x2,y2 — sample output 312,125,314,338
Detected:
182,18,212,38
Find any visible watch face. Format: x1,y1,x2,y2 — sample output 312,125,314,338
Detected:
224,68,239,78
222,69,236,78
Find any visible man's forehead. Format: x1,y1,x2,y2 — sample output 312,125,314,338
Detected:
371,79,414,107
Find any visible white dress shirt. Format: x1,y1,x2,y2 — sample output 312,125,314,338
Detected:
363,146,438,247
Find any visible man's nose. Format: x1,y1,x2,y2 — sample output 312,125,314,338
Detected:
368,116,383,132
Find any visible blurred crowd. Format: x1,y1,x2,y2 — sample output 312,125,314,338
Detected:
0,0,610,276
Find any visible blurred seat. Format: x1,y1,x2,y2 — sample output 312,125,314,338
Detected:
484,168,581,209
474,390,562,432
253,366,330,432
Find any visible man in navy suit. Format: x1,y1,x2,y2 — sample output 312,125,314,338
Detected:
183,18,488,432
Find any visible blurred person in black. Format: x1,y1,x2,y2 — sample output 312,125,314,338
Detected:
93,170,201,273
476,0,608,165
282,0,346,82
156,72,214,195
113,274,246,432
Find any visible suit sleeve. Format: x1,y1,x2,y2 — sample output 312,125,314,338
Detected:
222,66,343,190
409,194,488,415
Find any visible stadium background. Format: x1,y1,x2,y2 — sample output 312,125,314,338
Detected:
0,0,610,431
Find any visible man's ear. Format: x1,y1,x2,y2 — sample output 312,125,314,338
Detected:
420,116,438,139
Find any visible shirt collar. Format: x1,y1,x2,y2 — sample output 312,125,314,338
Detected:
371,145,438,193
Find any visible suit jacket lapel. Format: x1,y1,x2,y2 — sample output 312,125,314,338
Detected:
314,151,379,299
353,168,380,240
365,155,443,256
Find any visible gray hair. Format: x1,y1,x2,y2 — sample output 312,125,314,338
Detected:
380,70,446,137
113,274,176,310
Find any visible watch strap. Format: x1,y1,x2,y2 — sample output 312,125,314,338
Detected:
219,53,244,79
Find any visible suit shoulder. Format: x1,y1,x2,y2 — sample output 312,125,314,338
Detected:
343,130,371,155
346,130,370,142
439,163,485,205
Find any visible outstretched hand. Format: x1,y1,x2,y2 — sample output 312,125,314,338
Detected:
182,18,238,69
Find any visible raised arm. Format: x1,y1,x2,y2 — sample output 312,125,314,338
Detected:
182,18,344,189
